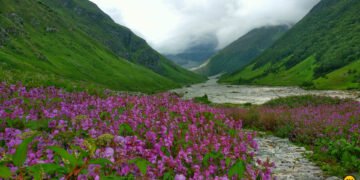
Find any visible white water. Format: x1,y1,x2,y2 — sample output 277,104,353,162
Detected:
171,76,360,104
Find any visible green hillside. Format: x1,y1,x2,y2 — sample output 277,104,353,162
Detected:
197,25,288,76
0,0,205,93
221,0,360,90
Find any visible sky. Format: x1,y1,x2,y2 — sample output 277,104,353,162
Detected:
90,0,320,55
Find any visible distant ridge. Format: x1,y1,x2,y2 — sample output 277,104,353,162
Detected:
196,25,289,76
221,0,360,90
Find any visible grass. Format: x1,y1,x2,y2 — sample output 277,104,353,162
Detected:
221,55,360,90
0,67,108,95
263,94,351,108
314,60,360,90
255,56,316,86
221,55,316,86
193,94,212,104
220,63,270,84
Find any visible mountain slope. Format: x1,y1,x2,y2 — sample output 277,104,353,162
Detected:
0,0,205,92
221,0,360,90
42,0,205,84
197,25,288,76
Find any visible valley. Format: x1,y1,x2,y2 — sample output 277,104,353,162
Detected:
0,0,359,179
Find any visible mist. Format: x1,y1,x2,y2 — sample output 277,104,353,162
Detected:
90,0,320,54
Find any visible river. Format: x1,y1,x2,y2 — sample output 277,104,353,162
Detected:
171,76,360,104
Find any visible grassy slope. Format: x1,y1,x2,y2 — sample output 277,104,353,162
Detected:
221,56,316,86
0,0,204,92
198,25,288,76
0,0,183,93
314,60,360,90
221,0,360,90
41,0,206,85
159,58,206,84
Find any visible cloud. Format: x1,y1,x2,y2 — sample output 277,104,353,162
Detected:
90,0,320,54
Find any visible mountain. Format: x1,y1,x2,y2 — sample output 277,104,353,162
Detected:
0,0,205,93
196,25,289,76
220,0,360,90
165,35,218,69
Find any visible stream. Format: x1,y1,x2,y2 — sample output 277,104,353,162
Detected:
171,76,360,104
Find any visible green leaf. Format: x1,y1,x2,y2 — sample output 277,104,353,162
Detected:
203,153,211,167
101,174,135,180
100,112,109,120
25,119,50,131
118,107,126,115
89,158,113,167
225,157,232,167
341,151,352,163
27,166,42,180
228,160,246,178
28,163,67,177
0,165,12,178
42,163,66,174
330,149,338,156
70,145,89,160
256,174,262,180
48,146,77,167
13,135,36,167
228,129,237,137
161,146,171,157
119,123,134,136
202,151,224,167
128,158,150,175
162,170,175,180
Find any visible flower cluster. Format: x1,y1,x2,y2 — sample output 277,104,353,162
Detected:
0,83,272,179
258,102,360,145
226,97,360,175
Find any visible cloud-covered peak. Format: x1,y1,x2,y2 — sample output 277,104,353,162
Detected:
90,0,320,54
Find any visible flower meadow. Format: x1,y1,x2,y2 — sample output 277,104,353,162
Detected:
0,83,273,179
226,96,360,176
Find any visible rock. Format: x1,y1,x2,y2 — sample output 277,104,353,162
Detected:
46,26,57,33
325,177,341,180
0,27,8,46
253,133,330,179
36,52,48,61
7,13,24,26
31,18,41,27
5,27,22,36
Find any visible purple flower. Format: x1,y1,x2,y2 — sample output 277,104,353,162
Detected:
104,147,114,157
114,136,125,144
175,174,186,180
0,83,282,178
104,147,115,162
48,120,57,128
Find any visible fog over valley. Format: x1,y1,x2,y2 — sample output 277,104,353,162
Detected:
90,0,320,54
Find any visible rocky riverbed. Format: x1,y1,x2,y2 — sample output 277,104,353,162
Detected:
171,76,360,104
254,133,340,180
